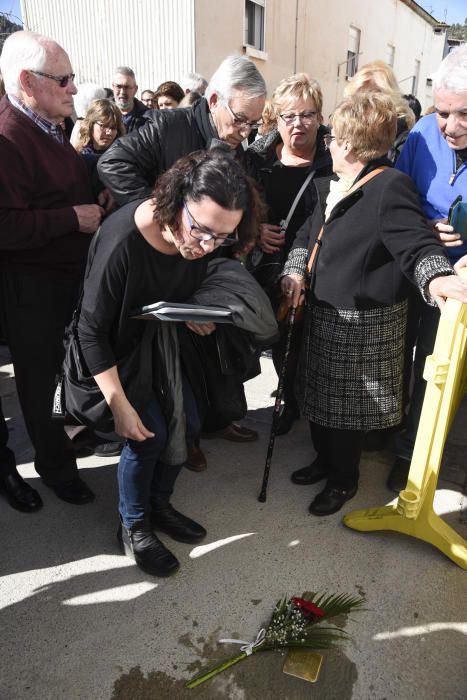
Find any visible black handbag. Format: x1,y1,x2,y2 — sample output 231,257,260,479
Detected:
53,321,153,433
52,225,153,433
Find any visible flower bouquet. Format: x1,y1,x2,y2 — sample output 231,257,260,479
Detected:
186,591,365,688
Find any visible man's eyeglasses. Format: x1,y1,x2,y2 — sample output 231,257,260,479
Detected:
112,83,133,92
323,134,336,149
30,70,75,88
183,202,238,246
223,102,263,132
279,111,317,125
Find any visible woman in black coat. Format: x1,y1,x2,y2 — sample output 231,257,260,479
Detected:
281,92,467,516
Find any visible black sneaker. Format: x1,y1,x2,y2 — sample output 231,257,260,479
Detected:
117,519,179,577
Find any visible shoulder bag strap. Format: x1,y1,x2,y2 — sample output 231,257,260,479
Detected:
281,168,316,231
305,167,388,277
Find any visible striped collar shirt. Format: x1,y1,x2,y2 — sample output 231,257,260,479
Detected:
8,94,65,144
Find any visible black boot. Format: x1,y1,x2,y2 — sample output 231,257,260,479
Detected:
117,518,179,577
151,502,207,543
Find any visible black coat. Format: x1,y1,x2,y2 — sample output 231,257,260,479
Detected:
98,98,250,205
122,97,150,133
292,162,449,310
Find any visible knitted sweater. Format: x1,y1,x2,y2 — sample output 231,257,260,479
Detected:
0,95,95,275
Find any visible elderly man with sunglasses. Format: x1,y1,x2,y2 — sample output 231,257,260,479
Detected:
0,31,104,509
98,55,267,452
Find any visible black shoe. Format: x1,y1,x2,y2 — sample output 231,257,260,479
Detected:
275,405,299,436
51,477,95,505
309,485,358,516
118,519,179,577
94,441,124,458
387,456,411,494
151,502,207,544
0,470,43,512
291,458,327,485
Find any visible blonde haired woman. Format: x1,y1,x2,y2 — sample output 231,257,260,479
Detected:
281,93,467,516
344,59,415,162
248,73,332,434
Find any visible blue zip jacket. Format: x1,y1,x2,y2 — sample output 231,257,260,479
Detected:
396,112,467,260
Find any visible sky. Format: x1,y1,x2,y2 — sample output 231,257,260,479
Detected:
418,0,466,24
0,0,466,27
0,0,22,25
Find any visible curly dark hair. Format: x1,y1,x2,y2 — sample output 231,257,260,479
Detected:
152,149,264,252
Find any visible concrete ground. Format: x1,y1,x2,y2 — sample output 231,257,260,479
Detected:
0,344,466,700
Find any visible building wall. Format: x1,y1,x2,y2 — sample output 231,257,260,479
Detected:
18,0,446,112
20,0,195,94
295,0,446,117
195,0,446,116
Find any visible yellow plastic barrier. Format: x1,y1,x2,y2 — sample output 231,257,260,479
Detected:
344,268,467,569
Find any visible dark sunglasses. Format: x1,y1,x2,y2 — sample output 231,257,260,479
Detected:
30,70,75,88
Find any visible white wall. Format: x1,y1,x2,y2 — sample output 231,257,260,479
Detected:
295,0,447,117
20,0,195,94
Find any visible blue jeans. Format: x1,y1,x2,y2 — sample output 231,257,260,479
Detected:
118,378,200,528
394,303,440,460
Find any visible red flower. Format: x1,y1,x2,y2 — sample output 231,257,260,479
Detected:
291,597,325,619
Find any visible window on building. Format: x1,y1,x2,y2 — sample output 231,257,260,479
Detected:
386,44,395,67
245,0,265,51
346,26,360,79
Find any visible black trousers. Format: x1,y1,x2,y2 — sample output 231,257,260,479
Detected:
0,396,16,477
0,270,81,485
309,421,364,490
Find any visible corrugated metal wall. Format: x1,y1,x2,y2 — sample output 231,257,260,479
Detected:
20,0,195,93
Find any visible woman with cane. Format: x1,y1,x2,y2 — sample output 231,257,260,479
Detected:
281,92,467,516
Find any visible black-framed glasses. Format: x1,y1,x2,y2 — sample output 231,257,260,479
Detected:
323,134,336,150
279,111,317,125
30,70,75,88
223,102,263,132
183,202,238,246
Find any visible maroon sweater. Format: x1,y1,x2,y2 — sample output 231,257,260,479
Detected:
0,96,95,276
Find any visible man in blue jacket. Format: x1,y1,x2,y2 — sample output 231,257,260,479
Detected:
388,43,467,491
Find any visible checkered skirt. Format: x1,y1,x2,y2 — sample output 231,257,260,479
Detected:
296,299,408,430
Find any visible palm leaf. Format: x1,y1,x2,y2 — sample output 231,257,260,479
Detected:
301,591,365,622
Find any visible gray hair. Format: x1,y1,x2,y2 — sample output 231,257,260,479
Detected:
113,66,136,82
432,43,467,95
73,82,106,118
0,30,55,97
205,55,266,103
180,71,208,94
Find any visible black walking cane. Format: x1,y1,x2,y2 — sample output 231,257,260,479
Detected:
258,304,297,502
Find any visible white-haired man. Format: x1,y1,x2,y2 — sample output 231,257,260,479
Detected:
98,55,267,452
180,71,208,96
389,44,467,491
0,31,103,507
